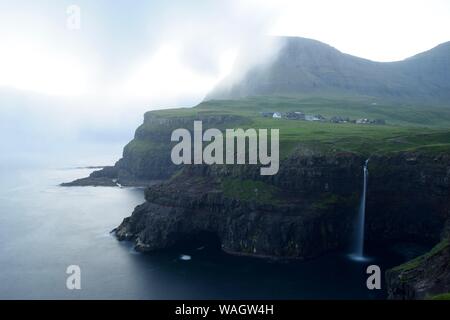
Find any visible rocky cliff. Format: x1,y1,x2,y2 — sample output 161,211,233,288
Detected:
365,153,450,299
115,151,364,259
115,149,450,262
62,111,249,187
386,236,450,300
111,141,450,299
366,152,450,245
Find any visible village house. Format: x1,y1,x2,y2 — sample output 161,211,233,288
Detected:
272,112,282,119
356,118,370,124
258,110,385,125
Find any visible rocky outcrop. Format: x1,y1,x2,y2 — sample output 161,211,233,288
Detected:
61,165,160,187
62,112,249,187
386,237,450,299
61,166,120,187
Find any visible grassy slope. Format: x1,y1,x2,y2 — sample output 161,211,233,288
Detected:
221,177,281,204
429,293,450,300
147,95,450,158
391,238,449,273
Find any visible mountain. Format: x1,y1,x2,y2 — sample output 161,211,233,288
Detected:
207,37,450,105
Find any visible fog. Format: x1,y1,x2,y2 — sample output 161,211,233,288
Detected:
1,0,449,167
0,1,281,167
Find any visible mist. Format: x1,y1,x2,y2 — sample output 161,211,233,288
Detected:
0,1,284,168
1,0,450,168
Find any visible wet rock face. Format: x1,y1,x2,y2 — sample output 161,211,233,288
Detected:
386,238,450,300
184,150,365,196
270,151,364,195
116,170,357,259
115,150,450,262
366,153,450,245
371,153,450,300
115,150,365,259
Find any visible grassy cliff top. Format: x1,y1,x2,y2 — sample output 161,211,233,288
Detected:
391,238,449,274
137,95,450,157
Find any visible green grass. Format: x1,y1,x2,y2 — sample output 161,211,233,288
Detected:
124,139,165,155
142,96,450,157
152,95,450,127
391,238,449,273
196,95,450,127
428,293,450,300
312,192,358,210
221,177,280,203
247,116,442,156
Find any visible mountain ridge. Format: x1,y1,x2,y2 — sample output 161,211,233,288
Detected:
206,36,450,105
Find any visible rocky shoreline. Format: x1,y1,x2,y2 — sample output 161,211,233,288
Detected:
61,165,163,187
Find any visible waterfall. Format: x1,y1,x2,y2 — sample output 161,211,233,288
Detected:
352,159,369,260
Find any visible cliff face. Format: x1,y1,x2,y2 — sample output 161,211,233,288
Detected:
116,151,364,259
386,238,450,299
112,143,450,298
364,153,450,299
62,112,249,186
115,150,450,263
366,153,450,244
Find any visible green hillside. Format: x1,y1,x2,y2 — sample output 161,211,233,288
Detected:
144,96,450,158
207,37,450,104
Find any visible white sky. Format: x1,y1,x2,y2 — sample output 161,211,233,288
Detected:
0,0,449,106
268,0,450,62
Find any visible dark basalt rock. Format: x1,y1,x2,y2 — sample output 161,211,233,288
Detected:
386,237,450,299
61,166,118,186
61,176,118,187
61,165,159,187
115,162,358,259
115,149,363,259
366,153,450,245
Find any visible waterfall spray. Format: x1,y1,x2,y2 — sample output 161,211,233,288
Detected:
352,159,369,261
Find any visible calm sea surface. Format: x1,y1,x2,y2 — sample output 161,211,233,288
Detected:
0,166,426,299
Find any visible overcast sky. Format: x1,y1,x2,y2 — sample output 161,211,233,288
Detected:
0,0,449,107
